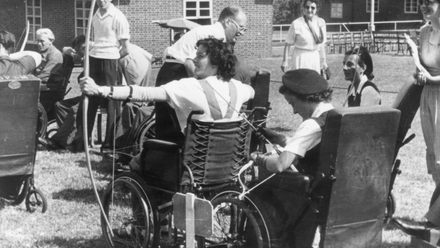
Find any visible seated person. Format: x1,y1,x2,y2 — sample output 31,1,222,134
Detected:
44,41,155,151
251,69,333,173
0,30,41,199
79,38,255,161
343,46,381,107
250,69,334,248
0,30,41,75
33,28,64,121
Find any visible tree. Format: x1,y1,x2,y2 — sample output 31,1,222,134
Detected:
273,0,299,24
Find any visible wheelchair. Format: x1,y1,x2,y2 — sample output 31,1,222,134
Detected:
0,75,48,213
100,110,274,247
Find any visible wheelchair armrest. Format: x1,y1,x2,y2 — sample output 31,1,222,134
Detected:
143,139,180,151
259,167,312,193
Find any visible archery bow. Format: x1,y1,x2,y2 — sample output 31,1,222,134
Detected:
82,0,114,237
14,20,29,53
20,21,30,52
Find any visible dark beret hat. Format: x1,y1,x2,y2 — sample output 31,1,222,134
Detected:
282,69,329,95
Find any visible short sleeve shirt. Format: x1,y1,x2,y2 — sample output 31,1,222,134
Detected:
285,16,326,51
164,22,226,63
90,3,130,59
0,55,36,76
160,76,254,131
283,102,334,157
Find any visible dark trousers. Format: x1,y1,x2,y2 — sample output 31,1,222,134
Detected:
75,57,121,150
40,90,65,121
154,62,188,145
51,96,81,148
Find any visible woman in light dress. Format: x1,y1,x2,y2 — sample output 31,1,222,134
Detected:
281,0,328,74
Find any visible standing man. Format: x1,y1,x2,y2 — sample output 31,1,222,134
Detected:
0,30,41,75
33,28,64,121
155,6,248,143
75,0,130,151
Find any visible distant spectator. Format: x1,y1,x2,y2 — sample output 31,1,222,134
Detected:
281,0,328,74
34,28,64,121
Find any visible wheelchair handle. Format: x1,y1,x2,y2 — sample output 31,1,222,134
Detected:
186,110,204,124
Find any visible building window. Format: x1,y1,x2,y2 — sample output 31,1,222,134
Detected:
183,0,212,25
331,2,343,18
75,0,93,36
25,0,42,42
405,0,418,13
366,0,379,13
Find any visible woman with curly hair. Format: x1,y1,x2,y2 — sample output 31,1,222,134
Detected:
80,37,255,140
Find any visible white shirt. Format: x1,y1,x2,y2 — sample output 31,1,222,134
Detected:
283,102,334,157
285,16,326,51
347,74,381,106
90,3,130,59
163,22,226,63
161,76,254,131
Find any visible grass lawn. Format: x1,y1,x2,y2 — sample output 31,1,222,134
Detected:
0,52,433,247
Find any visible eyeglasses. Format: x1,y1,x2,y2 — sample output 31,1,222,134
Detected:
419,0,436,6
229,18,247,35
305,5,316,10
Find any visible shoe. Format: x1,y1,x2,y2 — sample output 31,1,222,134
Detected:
39,137,63,151
392,218,432,240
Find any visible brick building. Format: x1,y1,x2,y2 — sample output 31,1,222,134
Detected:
319,0,425,32
0,0,273,59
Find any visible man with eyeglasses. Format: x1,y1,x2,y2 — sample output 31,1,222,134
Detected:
154,6,248,143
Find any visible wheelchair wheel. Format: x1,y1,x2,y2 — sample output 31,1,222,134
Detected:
25,188,48,213
11,177,30,206
46,120,59,139
37,103,48,140
101,172,159,248
206,189,276,248
133,118,156,155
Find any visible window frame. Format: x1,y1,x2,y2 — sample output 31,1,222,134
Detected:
366,0,379,13
404,0,419,14
183,0,213,25
74,0,93,37
25,0,42,43
330,2,343,18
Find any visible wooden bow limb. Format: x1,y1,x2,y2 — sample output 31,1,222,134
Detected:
82,0,114,238
20,21,30,52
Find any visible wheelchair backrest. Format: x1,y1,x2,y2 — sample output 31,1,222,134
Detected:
247,69,271,111
391,81,423,157
0,76,40,177
182,118,252,187
319,106,400,248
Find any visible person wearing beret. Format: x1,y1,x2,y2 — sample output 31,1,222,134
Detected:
250,68,333,248
343,46,381,107
251,68,333,174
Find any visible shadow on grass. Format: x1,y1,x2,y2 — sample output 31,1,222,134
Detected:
75,158,114,176
36,236,106,248
52,188,105,203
